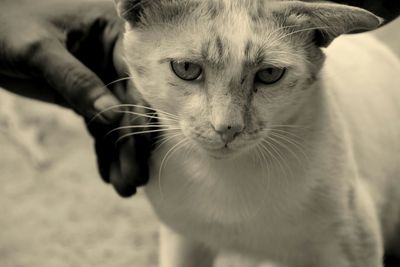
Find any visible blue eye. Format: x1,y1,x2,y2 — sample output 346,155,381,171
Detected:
171,61,202,81
256,67,286,85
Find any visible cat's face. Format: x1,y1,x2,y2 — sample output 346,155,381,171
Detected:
118,0,381,159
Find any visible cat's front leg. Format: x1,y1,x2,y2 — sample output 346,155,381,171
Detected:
316,190,384,267
159,225,216,267
316,239,383,267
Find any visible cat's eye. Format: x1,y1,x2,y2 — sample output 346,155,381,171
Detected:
255,67,286,85
171,61,203,81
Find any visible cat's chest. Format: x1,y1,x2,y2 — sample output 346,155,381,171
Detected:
144,143,328,257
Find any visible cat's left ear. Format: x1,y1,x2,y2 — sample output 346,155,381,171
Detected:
278,1,383,47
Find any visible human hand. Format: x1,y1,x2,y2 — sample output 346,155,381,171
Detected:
0,0,152,197
0,0,122,122
86,42,152,197
86,84,152,197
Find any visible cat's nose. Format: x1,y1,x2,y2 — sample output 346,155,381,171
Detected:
214,124,244,144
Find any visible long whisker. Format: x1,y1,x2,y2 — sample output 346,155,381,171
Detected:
116,128,181,144
121,0,153,19
255,145,269,187
114,110,177,122
106,124,176,137
254,144,272,213
264,138,294,184
261,139,290,186
103,76,134,89
265,24,301,41
115,104,179,119
257,144,270,179
267,128,305,142
156,131,182,140
89,104,178,124
268,131,310,163
267,134,306,175
158,138,190,199
272,25,338,45
259,141,285,183
268,124,309,129
154,132,184,151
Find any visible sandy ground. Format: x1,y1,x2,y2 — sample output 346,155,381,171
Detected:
0,19,399,267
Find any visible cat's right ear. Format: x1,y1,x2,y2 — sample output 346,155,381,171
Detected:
114,0,147,24
276,1,383,47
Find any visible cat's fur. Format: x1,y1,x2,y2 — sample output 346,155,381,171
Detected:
115,0,400,266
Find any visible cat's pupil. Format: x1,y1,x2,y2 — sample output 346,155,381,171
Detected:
267,68,273,74
184,62,190,71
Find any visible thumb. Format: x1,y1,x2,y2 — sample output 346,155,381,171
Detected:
28,39,121,123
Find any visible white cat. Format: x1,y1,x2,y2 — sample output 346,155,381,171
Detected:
115,1,400,266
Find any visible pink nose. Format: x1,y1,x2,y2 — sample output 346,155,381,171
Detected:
213,123,244,144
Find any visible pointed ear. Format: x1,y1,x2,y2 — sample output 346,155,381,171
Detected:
114,0,148,24
279,1,383,47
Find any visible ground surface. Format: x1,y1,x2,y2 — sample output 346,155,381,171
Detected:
0,19,399,267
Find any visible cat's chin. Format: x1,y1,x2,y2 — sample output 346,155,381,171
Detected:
197,144,252,161
202,147,237,160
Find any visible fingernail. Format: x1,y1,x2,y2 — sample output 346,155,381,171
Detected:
94,94,121,123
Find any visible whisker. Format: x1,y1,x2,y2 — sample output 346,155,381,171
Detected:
106,124,178,137
120,103,179,119
272,25,338,45
255,145,269,182
158,138,190,199
103,76,134,89
154,133,184,151
268,124,309,129
264,138,295,184
254,144,272,213
114,110,177,122
259,141,284,181
89,104,178,124
268,128,305,142
261,140,290,186
267,134,306,174
121,0,154,19
266,24,301,40
105,103,179,119
156,131,182,140
268,131,310,163
116,128,181,144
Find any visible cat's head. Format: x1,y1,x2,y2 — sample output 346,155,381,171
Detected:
115,0,381,159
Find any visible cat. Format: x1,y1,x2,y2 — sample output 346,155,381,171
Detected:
114,0,400,266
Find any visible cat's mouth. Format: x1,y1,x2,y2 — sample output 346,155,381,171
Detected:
185,129,260,160
185,135,262,160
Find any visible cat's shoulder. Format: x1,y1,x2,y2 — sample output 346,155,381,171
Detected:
325,33,400,72
322,32,400,99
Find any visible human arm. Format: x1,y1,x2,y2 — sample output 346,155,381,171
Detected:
0,0,149,197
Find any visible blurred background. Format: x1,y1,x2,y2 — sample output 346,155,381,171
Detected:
0,18,399,267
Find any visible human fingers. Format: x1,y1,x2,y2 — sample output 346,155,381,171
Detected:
110,139,138,198
27,39,121,123
110,112,151,197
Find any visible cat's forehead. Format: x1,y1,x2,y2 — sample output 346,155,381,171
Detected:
164,1,293,68
139,0,281,28
128,0,299,70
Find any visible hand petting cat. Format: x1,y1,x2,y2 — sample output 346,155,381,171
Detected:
0,0,151,197
0,0,398,200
